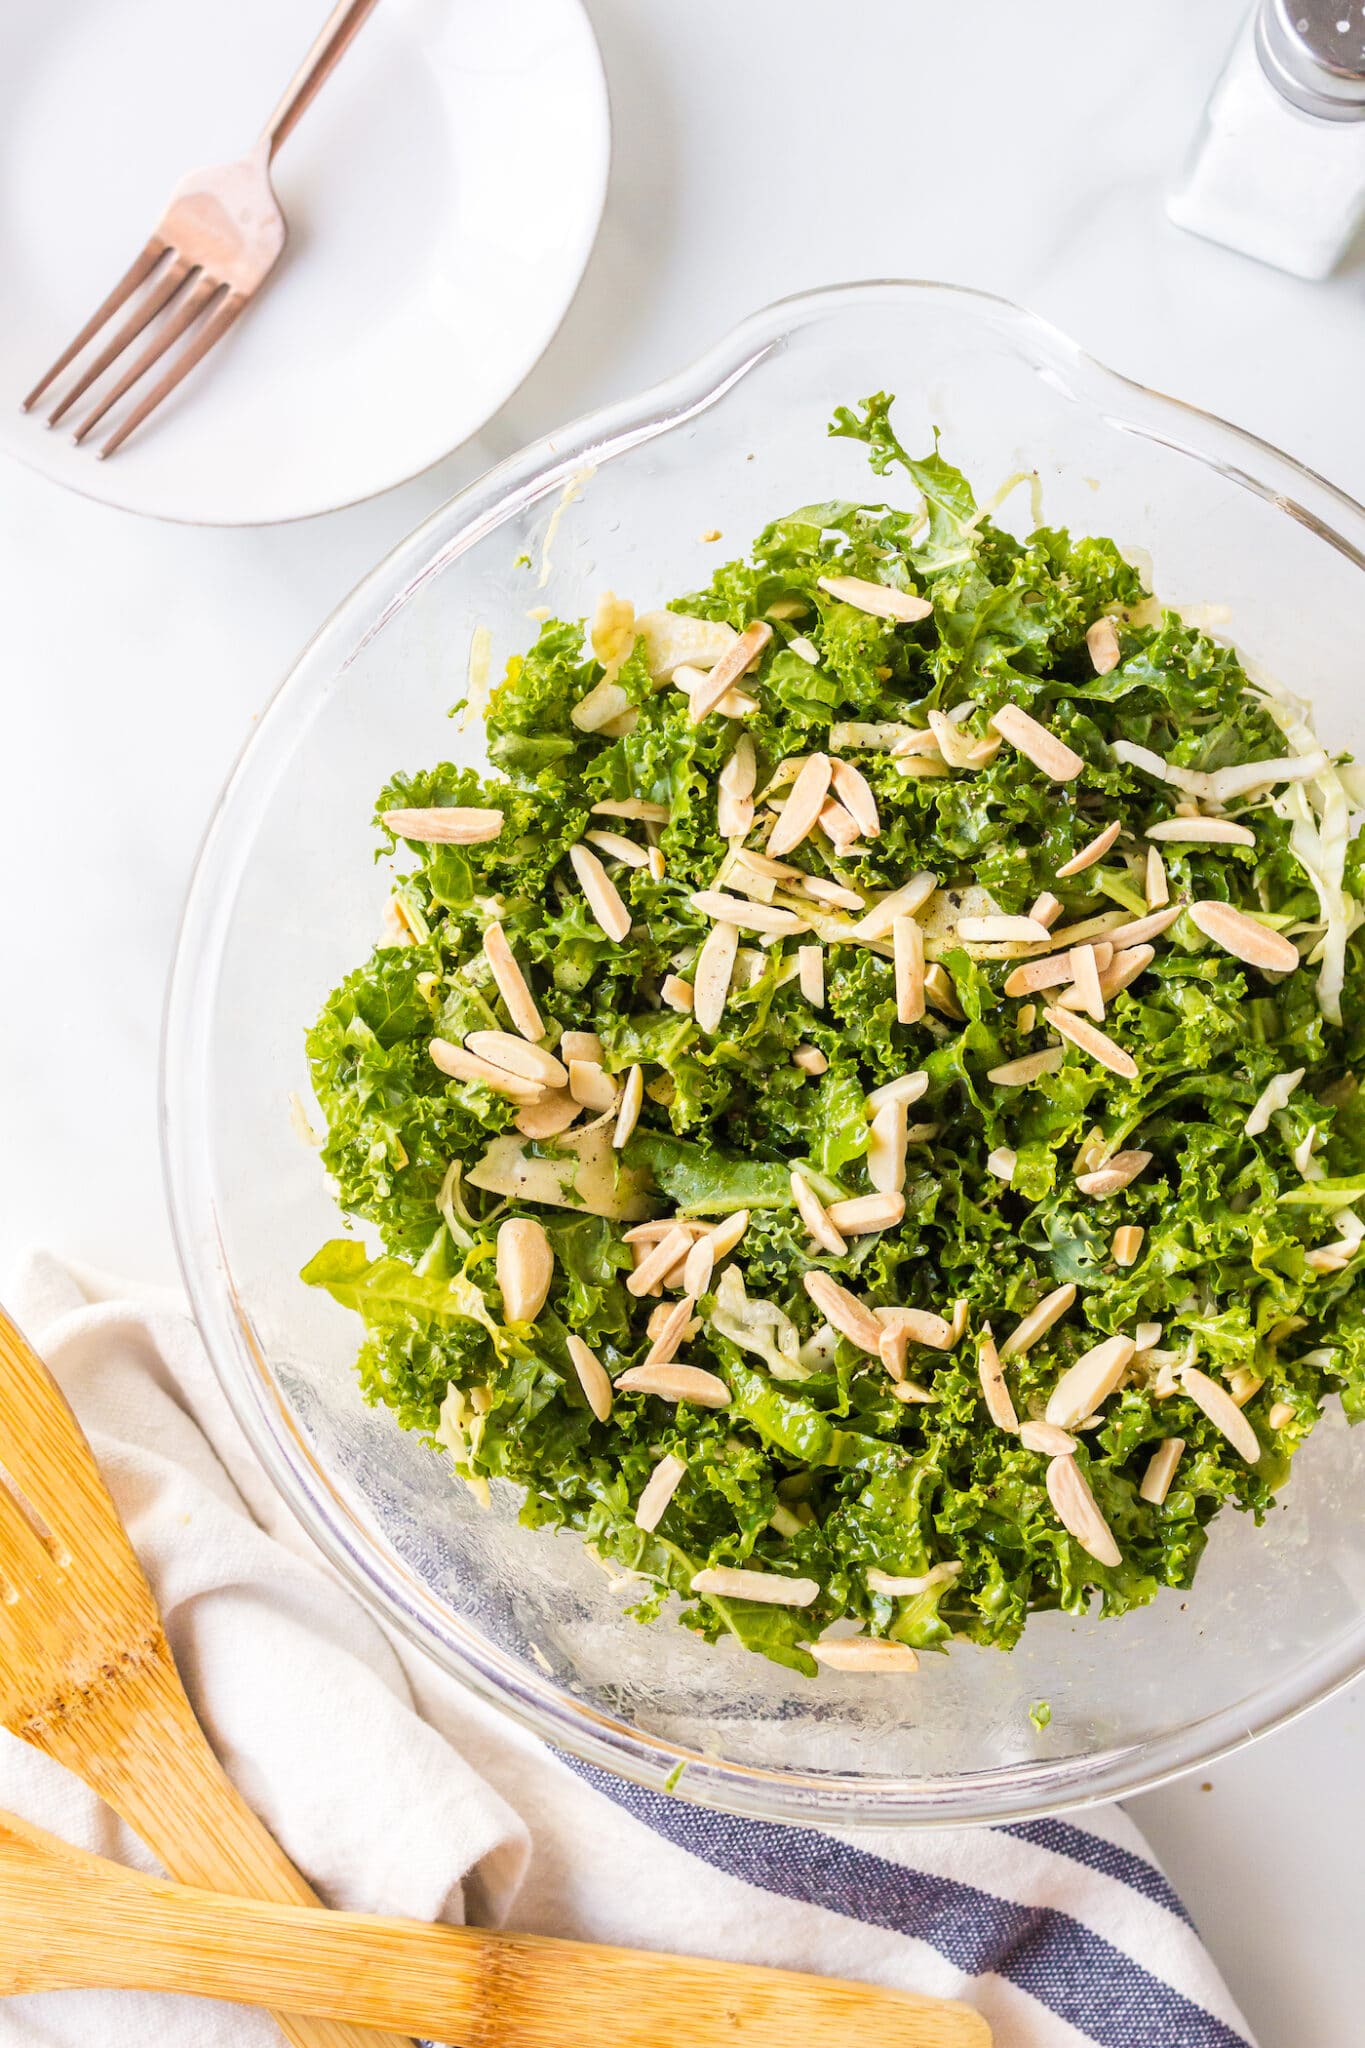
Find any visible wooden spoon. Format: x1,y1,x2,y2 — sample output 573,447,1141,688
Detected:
0,1806,990,2046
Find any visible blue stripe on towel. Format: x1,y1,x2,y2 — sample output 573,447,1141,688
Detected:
566,1758,1250,2048
999,1818,1194,1926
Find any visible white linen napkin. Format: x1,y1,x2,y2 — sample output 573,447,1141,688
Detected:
0,1251,1258,2048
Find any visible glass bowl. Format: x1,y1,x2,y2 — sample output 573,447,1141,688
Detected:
163,281,1365,1827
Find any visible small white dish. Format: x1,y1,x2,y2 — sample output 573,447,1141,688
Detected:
0,0,609,525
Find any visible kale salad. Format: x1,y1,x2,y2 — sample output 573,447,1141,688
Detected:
303,395,1365,1679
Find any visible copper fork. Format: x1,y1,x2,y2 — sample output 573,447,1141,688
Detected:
23,0,380,458
0,1302,412,2048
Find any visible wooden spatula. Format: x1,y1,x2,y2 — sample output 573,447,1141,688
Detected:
0,1304,410,2048
0,1805,990,2046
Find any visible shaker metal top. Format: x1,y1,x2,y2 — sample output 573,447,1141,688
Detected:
1257,0,1365,119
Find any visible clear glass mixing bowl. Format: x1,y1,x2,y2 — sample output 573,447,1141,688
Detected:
164,282,1365,1827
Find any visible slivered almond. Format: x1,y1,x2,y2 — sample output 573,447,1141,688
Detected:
817,799,863,854
1111,1224,1145,1266
623,1218,708,1244
643,1293,698,1368
566,1334,612,1422
989,1048,1065,1086
791,1169,847,1256
1139,1437,1186,1506
866,1562,962,1596
1085,616,1122,674
1018,1003,1037,1033
569,842,632,941
986,1147,1016,1182
1045,1334,1136,1428
989,704,1084,781
798,944,825,1007
1047,1455,1122,1567
515,1089,582,1139
591,797,670,822
430,1039,543,1100
848,872,939,941
1045,912,1127,949
1268,1400,1295,1430
1044,1006,1139,1081
808,1638,919,1673
877,1308,956,1382
1103,903,1184,948
683,1235,716,1297
569,1060,617,1111
792,1043,828,1075
717,732,757,839
617,1364,731,1408
1004,954,1088,998
867,1098,908,1193
1076,1148,1152,1197
803,1271,883,1355
826,1191,905,1234
689,621,772,724
496,1218,555,1323
613,1063,644,1149
867,1070,929,1111
690,889,805,934
892,914,926,1024
787,634,821,664
829,757,881,837
661,974,694,1013
1027,894,1063,933
1189,900,1299,975
586,829,650,867
767,752,833,857
890,1381,940,1404
1180,1366,1261,1462
1082,943,1155,1005
635,1452,687,1532
1020,1420,1077,1456
999,1282,1078,1361
482,922,545,1042
958,914,1054,944
627,1225,693,1297
708,1209,751,1260
676,662,759,722
691,1566,819,1606
1069,944,1106,1023
382,806,503,844
798,875,865,910
1145,846,1170,909
1147,817,1257,847
693,920,739,1033
648,846,666,882
467,1030,567,1089
978,1325,1018,1432
817,572,932,623
1056,819,1122,879
923,964,965,1021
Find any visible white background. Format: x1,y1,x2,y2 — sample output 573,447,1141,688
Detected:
1,3,1362,2042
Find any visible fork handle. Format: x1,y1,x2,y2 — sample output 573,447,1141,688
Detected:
259,0,382,158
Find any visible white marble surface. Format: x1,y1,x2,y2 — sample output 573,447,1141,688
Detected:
1,2,1362,2041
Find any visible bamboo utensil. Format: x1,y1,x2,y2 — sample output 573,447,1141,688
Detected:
0,1805,991,2047
0,1305,409,2048
22,0,380,455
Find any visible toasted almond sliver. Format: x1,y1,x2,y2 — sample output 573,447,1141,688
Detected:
623,1218,709,1245
627,1225,694,1298
1180,1365,1261,1462
924,964,965,1022
791,1169,847,1256
675,662,758,722
1147,817,1257,847
1076,1148,1152,1197
585,829,650,868
707,1208,751,1260
496,1217,555,1324
1056,819,1122,879
826,1191,905,1234
717,731,758,838
1189,900,1299,975
1068,944,1106,1023
591,797,670,822
1085,616,1122,674
690,889,806,935
1004,953,1087,998
467,1030,568,1089
643,1293,698,1367
430,1039,543,1101
1020,1420,1078,1456
617,1364,732,1409
867,1098,908,1194
1268,1400,1295,1431
691,1566,819,1607
661,974,694,1014
986,1146,1016,1183
683,1235,716,1298
877,1305,957,1353
648,845,666,882
798,944,826,1008
1044,1005,1139,1081
693,920,739,1034
798,875,865,911
893,915,925,1024
1045,1333,1136,1429
988,1048,1065,1086
1028,891,1064,929
689,621,773,724
978,1325,1018,1432
1064,942,1155,1008
792,1043,829,1075
1102,903,1185,949
818,797,863,854
1111,1224,1145,1267
613,1063,644,1149
848,872,939,942
816,572,932,623
515,1088,582,1139
989,704,1085,781
999,1282,1078,1362
1047,1454,1122,1568
1145,845,1170,909
482,922,545,1042
567,1334,613,1422
1139,1437,1186,1506
569,1059,617,1111
866,1562,962,1597
959,914,1054,944
867,1070,930,1111
829,757,881,837
1017,1002,1037,1033
803,1271,883,1355
383,806,504,844
569,842,632,942
635,1452,687,1533
767,752,835,858
808,1638,919,1673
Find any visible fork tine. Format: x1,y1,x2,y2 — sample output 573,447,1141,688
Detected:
23,238,170,412
71,274,224,444
100,289,248,457
47,256,195,427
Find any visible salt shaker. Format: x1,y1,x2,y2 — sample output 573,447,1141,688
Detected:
1168,0,1365,279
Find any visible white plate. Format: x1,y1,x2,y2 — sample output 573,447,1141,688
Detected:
0,0,609,524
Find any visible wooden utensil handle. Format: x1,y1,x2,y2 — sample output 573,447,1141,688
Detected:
260,0,382,157
0,1816,990,2048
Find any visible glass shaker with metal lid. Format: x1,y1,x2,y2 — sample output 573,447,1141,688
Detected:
1169,0,1365,278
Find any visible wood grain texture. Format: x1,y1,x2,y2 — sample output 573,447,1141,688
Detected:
0,1808,991,2047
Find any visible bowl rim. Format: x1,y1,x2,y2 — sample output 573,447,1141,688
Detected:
163,277,1365,1828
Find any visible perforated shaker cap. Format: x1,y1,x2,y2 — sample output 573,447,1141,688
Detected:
1256,0,1365,120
